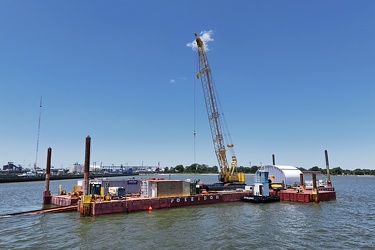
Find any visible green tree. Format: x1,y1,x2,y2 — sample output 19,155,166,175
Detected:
237,166,248,173
353,168,364,175
185,164,197,173
175,165,184,173
197,164,209,173
330,167,343,175
249,166,259,173
212,165,219,173
342,169,351,175
309,166,321,171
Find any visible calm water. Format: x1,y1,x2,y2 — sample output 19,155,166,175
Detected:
0,174,374,249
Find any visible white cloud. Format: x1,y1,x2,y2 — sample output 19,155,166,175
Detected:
169,77,186,84
186,30,214,51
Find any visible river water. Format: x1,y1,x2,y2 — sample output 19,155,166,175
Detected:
0,174,374,249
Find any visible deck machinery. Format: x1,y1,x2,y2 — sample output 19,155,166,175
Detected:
194,33,245,191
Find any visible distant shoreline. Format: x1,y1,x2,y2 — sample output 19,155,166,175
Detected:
0,173,139,183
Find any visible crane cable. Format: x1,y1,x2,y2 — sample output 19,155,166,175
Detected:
34,96,42,170
193,41,235,165
214,84,236,157
193,50,197,163
206,64,236,159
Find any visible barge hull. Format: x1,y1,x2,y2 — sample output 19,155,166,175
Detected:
278,189,336,202
88,192,250,216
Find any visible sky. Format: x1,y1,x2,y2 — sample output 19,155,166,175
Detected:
1,1,374,170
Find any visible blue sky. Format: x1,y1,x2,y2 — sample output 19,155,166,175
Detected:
1,1,374,170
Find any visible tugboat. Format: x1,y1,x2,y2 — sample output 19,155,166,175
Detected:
241,170,280,204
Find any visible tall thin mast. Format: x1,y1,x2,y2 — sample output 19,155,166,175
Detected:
34,96,42,170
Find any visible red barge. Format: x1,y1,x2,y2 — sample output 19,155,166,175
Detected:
49,177,253,216
47,184,336,216
40,138,335,217
46,174,335,217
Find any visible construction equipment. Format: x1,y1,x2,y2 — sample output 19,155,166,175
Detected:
194,33,245,185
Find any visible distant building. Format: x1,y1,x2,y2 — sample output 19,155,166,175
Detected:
2,162,22,172
35,168,45,175
51,168,66,175
69,162,84,173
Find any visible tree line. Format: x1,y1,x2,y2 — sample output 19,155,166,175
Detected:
299,166,375,176
163,164,375,175
163,164,271,174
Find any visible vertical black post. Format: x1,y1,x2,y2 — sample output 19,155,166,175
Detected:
272,154,275,165
311,173,319,202
312,173,317,189
300,173,305,189
43,147,52,205
325,150,332,187
81,136,92,217
84,136,91,196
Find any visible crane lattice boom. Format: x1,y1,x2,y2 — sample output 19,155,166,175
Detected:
194,33,238,183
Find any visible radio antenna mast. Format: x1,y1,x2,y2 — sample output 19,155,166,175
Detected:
34,96,42,170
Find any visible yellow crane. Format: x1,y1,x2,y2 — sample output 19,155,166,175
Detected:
194,33,245,185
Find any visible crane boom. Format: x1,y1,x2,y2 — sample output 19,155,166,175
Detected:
194,33,239,183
